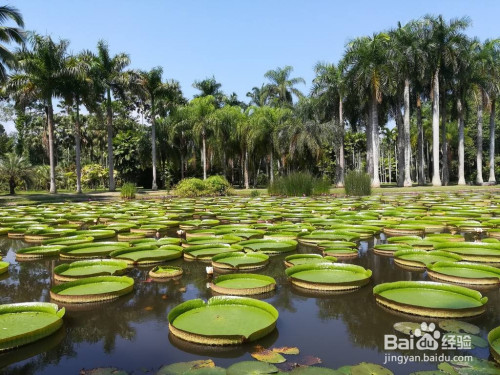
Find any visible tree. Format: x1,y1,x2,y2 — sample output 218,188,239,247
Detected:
311,61,345,186
264,66,305,107
0,5,25,83
8,34,70,194
246,85,268,107
0,152,31,194
343,33,390,187
133,67,179,190
94,40,131,191
189,96,216,180
193,76,224,106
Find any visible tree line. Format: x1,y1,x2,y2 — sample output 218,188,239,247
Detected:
0,6,499,194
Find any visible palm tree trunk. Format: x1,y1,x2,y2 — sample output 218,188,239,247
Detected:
244,148,249,189
396,105,404,187
403,78,412,187
202,129,207,180
9,177,15,195
106,89,115,191
47,98,57,194
432,69,442,186
417,94,425,185
151,100,158,190
371,94,380,187
388,143,392,183
336,97,345,187
441,89,449,185
476,90,484,184
366,111,373,177
74,101,82,194
457,97,466,185
489,98,496,183
269,150,274,184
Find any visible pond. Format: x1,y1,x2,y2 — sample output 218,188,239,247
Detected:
0,194,500,374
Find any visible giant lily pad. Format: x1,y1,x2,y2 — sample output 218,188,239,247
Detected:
433,242,500,263
110,245,183,265
60,242,130,259
53,259,129,282
210,273,276,296
373,281,488,318
438,320,480,334
0,261,7,275
427,262,500,286
183,244,242,261
286,263,372,291
226,361,279,375
16,245,65,260
149,265,183,280
0,302,65,351
42,235,94,246
238,239,297,255
156,360,217,375
372,243,413,256
168,296,278,345
284,254,337,267
488,326,500,364
393,250,461,271
212,252,269,270
50,276,134,303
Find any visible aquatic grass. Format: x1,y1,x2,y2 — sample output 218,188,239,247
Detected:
344,171,371,196
268,172,330,196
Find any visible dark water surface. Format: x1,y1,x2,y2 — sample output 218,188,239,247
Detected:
1,235,499,375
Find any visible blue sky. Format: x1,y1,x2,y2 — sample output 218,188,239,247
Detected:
4,0,499,131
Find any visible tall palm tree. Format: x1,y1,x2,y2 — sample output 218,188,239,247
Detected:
189,96,216,180
193,76,224,106
311,61,345,186
8,34,70,194
423,15,471,186
264,66,305,107
0,152,31,194
133,67,180,190
246,84,268,107
343,33,390,187
0,5,25,83
94,40,130,191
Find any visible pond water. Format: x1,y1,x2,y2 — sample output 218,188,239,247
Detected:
1,232,499,374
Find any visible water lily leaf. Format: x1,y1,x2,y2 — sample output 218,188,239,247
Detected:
251,346,286,363
335,366,352,375
409,372,443,375
272,347,299,355
442,333,488,349
80,369,128,375
394,322,427,336
350,362,394,375
298,356,322,366
184,368,227,375
226,361,279,375
289,367,342,374
438,320,480,335
157,360,216,375
450,357,500,374
437,362,460,375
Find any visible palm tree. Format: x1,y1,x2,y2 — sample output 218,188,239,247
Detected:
8,34,70,194
133,67,179,190
264,66,305,107
343,33,390,187
193,76,224,106
189,96,216,180
0,152,32,194
94,40,131,191
0,5,25,83
246,84,268,107
423,15,471,186
311,61,345,186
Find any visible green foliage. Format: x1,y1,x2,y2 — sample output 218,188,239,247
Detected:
250,189,260,198
344,170,371,196
120,183,136,199
81,164,109,189
0,152,32,194
268,172,329,196
175,176,232,197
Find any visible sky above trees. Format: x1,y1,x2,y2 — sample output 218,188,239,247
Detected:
6,0,499,133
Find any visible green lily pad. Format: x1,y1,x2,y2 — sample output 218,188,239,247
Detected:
437,362,460,375
157,360,216,375
438,320,480,334
251,347,286,363
350,362,393,375
80,368,129,375
289,367,341,375
226,361,279,375
394,322,428,336
184,368,227,375
450,357,500,374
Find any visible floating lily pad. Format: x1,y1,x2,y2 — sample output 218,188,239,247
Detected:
450,356,500,374
286,263,372,291
238,239,297,255
16,245,65,260
183,244,242,261
488,326,500,364
80,368,129,375
110,245,183,265
350,362,393,375
251,346,286,363
272,346,299,355
427,262,500,286
394,322,427,336
226,361,279,375
372,243,413,256
393,250,461,270
289,367,340,375
53,259,129,281
284,254,337,267
0,302,65,351
149,265,183,280
42,235,94,246
60,242,130,259
50,276,134,303
438,320,480,334
212,252,269,270
373,281,488,317
168,296,278,345
210,274,276,295
157,360,216,375
0,261,8,275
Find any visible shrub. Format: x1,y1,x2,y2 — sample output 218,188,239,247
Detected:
120,183,137,199
174,176,232,197
344,170,371,196
268,172,330,196
250,189,261,198
204,175,232,196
